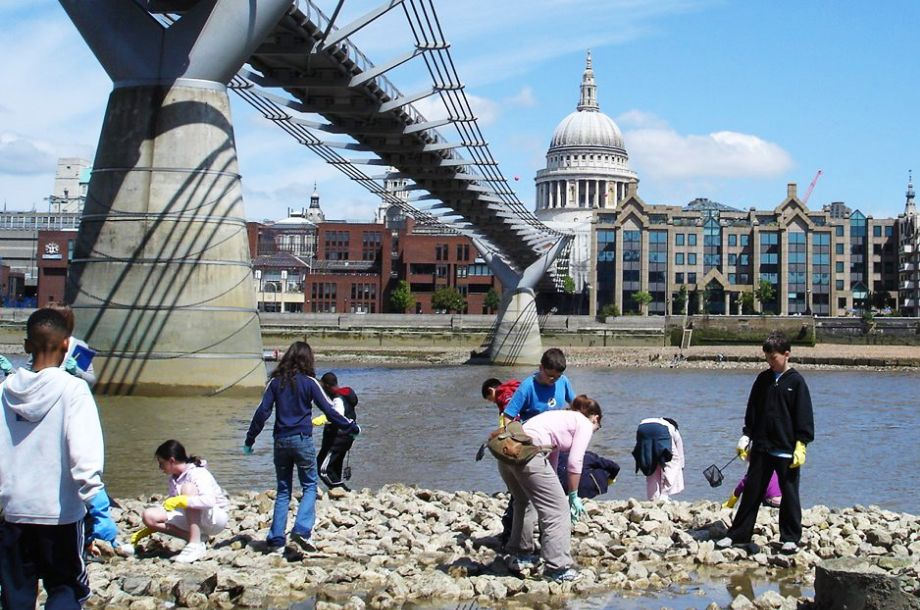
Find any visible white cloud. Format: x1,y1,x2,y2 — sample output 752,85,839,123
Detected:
505,86,537,108
0,133,58,175
411,93,501,127
621,112,793,180
616,109,669,130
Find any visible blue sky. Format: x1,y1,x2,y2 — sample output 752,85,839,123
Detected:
0,0,917,223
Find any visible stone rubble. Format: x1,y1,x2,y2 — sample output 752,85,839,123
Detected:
75,485,919,609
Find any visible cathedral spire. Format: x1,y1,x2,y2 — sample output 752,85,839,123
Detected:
577,50,599,112
907,170,916,214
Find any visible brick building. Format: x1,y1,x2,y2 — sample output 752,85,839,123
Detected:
36,229,78,306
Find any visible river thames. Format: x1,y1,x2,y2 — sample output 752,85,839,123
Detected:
86,363,919,515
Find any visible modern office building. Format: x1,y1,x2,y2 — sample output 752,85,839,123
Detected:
590,183,900,317
898,172,919,316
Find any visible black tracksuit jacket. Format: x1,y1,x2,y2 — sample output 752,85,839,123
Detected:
743,367,815,454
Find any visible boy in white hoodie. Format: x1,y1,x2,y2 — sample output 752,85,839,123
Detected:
0,308,104,609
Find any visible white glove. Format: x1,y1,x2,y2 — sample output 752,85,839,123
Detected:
736,434,752,461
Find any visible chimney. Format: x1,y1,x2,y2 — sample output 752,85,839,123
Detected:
787,183,797,199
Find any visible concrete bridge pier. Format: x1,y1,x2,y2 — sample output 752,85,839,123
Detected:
476,238,571,366
60,0,292,396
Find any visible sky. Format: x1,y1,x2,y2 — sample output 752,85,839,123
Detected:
0,0,917,223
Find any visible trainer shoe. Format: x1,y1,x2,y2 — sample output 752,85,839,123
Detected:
266,544,285,555
290,532,316,553
715,536,733,549
544,567,582,583
172,542,207,563
780,541,799,554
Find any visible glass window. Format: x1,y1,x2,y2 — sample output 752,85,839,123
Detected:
836,226,844,237
836,262,844,273
836,279,845,290
688,234,697,246
728,234,737,247
688,253,697,265
885,226,893,237
675,272,684,284
687,272,697,284
675,233,685,246
873,226,882,237
740,235,750,247
728,253,737,265
728,273,736,284
835,243,844,254
675,253,685,265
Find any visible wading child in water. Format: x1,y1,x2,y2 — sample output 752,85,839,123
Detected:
632,417,684,501
243,341,359,554
717,330,814,554
129,440,230,563
0,308,104,607
314,372,360,491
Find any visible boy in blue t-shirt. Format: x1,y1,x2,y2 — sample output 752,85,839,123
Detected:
502,348,575,423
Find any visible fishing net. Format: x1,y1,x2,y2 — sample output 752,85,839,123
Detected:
703,463,725,487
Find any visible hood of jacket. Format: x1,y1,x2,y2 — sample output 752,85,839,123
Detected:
2,368,68,422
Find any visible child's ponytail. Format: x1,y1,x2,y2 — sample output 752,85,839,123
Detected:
155,439,202,466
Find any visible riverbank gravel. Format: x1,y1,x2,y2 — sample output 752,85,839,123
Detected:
77,485,919,610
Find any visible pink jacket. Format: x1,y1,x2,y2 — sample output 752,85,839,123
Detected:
523,410,594,475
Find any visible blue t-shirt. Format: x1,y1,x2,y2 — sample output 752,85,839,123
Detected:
502,372,575,422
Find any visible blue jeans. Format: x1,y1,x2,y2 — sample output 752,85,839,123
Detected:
268,433,318,547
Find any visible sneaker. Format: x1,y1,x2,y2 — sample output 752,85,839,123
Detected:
172,542,207,563
290,532,316,553
780,541,799,554
116,543,135,557
266,544,285,555
507,553,539,573
544,567,582,583
715,536,733,549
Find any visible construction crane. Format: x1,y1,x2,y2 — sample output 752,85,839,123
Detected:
802,169,823,205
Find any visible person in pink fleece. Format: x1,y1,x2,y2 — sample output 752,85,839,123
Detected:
724,471,782,508
130,440,230,563
497,395,602,583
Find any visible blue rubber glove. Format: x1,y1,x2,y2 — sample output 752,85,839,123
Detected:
568,491,585,523
0,355,12,376
64,357,79,376
242,444,253,455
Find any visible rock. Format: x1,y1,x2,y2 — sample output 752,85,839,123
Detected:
121,576,153,597
328,487,349,500
814,557,920,610
730,594,755,609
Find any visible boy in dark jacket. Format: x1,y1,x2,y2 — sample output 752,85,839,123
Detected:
717,330,814,554
557,451,621,499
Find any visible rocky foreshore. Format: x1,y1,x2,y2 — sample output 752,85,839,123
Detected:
78,485,920,610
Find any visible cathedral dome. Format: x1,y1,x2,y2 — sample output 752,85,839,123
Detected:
550,110,624,151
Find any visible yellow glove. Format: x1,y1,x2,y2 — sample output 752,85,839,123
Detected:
312,414,328,426
790,441,807,468
130,526,154,545
162,495,188,511
723,494,739,509
607,477,617,486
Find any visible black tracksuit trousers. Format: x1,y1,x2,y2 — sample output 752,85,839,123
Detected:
727,450,802,544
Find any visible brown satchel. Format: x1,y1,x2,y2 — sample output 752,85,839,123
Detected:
487,421,550,465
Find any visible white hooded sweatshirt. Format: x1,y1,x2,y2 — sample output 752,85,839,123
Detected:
0,367,104,524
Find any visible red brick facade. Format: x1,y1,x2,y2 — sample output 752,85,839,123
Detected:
36,230,77,306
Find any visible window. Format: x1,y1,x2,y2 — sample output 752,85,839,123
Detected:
836,226,844,237
688,234,698,246
728,273,736,284
873,226,882,237
728,234,737,247
740,235,750,247
687,272,697,284
675,272,684,284
885,226,893,237
675,233,685,246
675,253,685,265
739,254,750,266
688,253,697,265
435,244,448,261
456,244,470,261
836,280,845,290
836,262,844,273
836,243,844,254
728,254,737,265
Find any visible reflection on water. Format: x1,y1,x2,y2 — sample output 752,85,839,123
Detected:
93,364,919,515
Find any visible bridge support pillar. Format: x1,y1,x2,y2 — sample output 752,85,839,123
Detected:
60,0,291,395
475,238,571,367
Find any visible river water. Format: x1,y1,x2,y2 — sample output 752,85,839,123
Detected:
80,362,918,515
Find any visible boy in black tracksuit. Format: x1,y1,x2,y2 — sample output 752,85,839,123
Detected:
315,372,359,490
718,330,815,553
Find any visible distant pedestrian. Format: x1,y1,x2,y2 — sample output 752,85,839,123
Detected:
717,330,814,554
129,440,230,564
0,308,104,608
632,417,684,501
243,341,359,554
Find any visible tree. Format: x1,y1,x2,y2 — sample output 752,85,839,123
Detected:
632,290,653,315
740,291,756,315
431,286,466,313
562,275,576,295
753,280,775,313
672,285,688,315
599,303,620,319
389,280,415,313
484,287,501,313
